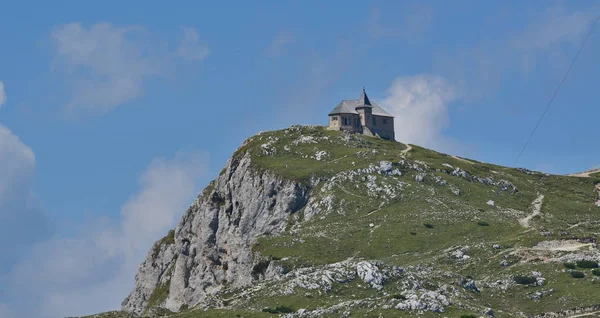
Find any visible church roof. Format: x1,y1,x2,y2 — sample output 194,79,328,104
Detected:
328,89,394,118
358,88,372,106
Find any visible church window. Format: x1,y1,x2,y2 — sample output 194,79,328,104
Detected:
332,116,338,121
372,117,376,126
383,118,387,124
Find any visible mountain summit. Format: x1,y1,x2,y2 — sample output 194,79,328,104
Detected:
88,126,600,317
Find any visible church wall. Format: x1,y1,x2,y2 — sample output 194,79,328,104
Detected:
329,114,361,133
329,115,341,129
371,115,395,140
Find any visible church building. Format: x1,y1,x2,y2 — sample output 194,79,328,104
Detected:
328,89,395,140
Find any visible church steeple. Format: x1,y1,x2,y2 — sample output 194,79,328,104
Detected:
358,87,372,107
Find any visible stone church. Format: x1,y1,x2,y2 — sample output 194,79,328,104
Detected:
328,89,395,140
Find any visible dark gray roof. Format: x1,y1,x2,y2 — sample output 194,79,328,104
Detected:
358,89,372,106
328,90,394,118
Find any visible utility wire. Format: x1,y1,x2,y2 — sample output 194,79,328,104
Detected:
514,15,600,166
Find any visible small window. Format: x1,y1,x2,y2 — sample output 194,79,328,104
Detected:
383,118,387,124
372,117,376,126
332,116,338,121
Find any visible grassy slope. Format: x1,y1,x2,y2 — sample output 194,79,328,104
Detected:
86,126,600,317
247,126,600,316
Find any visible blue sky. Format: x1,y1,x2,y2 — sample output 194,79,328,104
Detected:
1,1,599,317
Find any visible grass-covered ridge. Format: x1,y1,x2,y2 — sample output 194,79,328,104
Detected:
88,126,600,317
243,126,600,316
234,125,410,183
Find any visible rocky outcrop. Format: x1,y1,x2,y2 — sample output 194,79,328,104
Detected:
121,151,310,314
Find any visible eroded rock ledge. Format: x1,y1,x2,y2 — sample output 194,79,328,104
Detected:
121,152,310,314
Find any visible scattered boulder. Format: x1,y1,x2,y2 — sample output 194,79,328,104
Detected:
460,279,480,293
531,289,554,301
450,185,461,196
395,290,451,313
378,161,393,174
356,261,387,290
452,249,471,261
452,167,470,178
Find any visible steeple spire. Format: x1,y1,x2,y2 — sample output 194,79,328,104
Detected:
359,87,372,106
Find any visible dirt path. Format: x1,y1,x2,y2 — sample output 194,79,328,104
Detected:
365,202,386,216
569,311,600,317
596,184,600,207
568,220,600,229
567,168,600,178
452,155,474,165
336,184,367,199
326,155,348,164
519,194,544,228
532,239,593,251
400,144,412,156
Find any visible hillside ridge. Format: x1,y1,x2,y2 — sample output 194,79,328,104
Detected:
86,125,600,318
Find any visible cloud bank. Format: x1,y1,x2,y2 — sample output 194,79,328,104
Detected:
514,5,599,73
380,75,462,151
0,84,50,317
5,150,208,318
0,81,5,108
52,23,209,116
0,125,48,281
177,26,210,61
434,4,599,102
265,31,294,57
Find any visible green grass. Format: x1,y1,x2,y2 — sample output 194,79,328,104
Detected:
88,126,600,318
146,279,171,310
152,229,176,258
245,128,600,316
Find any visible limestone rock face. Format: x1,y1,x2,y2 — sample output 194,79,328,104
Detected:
122,241,178,315
121,152,310,314
356,261,387,290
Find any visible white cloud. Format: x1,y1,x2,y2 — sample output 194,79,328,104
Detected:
7,150,209,318
177,26,210,61
0,124,49,318
265,31,294,57
518,6,597,50
0,125,35,203
513,5,599,73
0,303,14,318
0,125,48,266
51,23,209,116
434,5,599,101
0,81,6,108
380,75,462,150
51,23,166,115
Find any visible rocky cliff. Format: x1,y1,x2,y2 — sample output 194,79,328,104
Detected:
110,125,600,318
122,149,310,314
